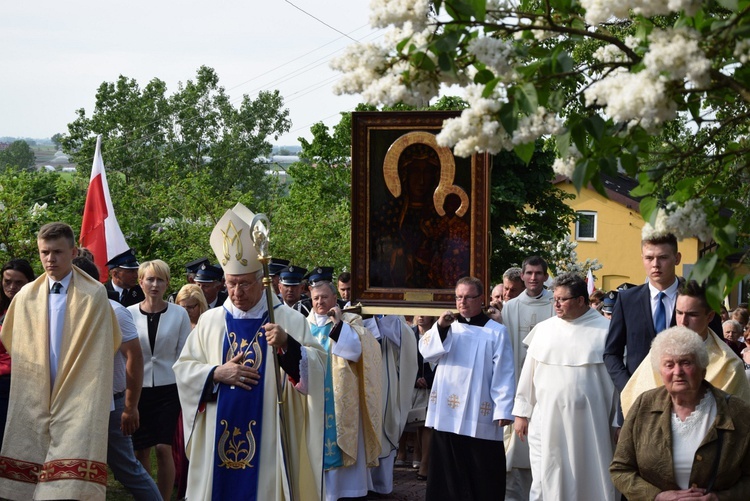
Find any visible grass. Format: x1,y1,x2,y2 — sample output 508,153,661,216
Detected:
106,449,168,500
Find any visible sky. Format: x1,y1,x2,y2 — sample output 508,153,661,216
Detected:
0,0,380,146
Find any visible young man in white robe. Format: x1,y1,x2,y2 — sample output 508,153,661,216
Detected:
513,273,617,501
420,276,515,500
173,204,327,501
305,280,383,501
499,256,555,501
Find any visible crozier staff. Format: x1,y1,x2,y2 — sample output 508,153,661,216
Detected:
173,203,326,501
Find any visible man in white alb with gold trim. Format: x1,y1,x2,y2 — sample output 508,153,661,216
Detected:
173,203,327,501
304,276,383,501
420,276,515,500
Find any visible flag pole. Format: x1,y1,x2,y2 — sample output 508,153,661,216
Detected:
250,214,295,501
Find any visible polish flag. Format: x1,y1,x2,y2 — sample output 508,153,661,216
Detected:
80,135,129,282
586,268,595,296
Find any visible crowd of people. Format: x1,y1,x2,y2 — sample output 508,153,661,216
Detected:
0,213,749,500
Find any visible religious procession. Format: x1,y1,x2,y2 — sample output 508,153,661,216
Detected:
4,0,750,500
1,133,750,501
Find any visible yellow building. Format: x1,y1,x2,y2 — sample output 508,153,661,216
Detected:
555,175,700,292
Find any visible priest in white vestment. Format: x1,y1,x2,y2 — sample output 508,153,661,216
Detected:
420,276,515,501
173,204,327,501
365,315,417,495
501,257,555,501
513,273,617,501
305,280,382,501
620,279,750,418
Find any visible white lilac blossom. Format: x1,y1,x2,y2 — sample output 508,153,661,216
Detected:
593,44,628,65
436,85,514,157
641,200,713,242
331,43,390,95
29,202,48,218
552,157,576,179
578,0,630,25
511,107,562,145
584,69,678,130
467,37,516,80
644,29,711,87
504,229,602,275
370,0,431,30
580,0,701,26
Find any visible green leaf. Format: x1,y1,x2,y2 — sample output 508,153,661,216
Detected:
482,78,500,98
515,83,538,114
686,93,701,123
716,0,739,10
474,69,496,85
570,121,587,153
410,52,436,71
498,101,518,135
572,159,588,192
690,253,719,284
438,52,453,72
555,51,574,74
639,196,657,222
467,0,486,21
514,141,535,165
583,115,605,142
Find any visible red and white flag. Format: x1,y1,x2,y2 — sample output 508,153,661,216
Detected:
80,135,129,282
586,268,595,296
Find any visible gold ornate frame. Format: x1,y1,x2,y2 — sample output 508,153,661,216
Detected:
351,111,491,313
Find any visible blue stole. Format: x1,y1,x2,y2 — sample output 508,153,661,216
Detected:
310,322,344,470
211,311,268,501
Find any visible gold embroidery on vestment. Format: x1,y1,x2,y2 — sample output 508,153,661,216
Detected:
217,419,257,469
480,401,492,416
447,393,460,409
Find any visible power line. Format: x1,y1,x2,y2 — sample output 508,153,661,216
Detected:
283,0,358,42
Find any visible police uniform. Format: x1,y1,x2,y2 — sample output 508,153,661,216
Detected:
105,249,145,307
194,263,227,309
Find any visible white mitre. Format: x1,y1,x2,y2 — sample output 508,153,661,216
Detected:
210,203,262,275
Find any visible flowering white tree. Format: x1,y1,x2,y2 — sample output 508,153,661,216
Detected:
504,228,603,277
332,0,750,307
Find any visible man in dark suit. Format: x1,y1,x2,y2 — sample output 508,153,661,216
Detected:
604,234,683,402
193,263,227,309
105,249,145,307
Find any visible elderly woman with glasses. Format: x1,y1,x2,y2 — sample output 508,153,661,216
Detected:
610,326,750,500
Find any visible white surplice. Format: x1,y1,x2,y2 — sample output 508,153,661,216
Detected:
512,308,616,501
420,319,515,440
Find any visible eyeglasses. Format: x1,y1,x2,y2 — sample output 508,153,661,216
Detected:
553,296,579,304
455,294,482,301
226,280,259,292
181,303,200,311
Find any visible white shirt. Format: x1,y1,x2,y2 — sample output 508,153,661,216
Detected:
48,272,72,387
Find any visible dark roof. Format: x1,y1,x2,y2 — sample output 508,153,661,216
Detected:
555,173,642,212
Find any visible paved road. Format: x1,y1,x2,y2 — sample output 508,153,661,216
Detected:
367,461,426,500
